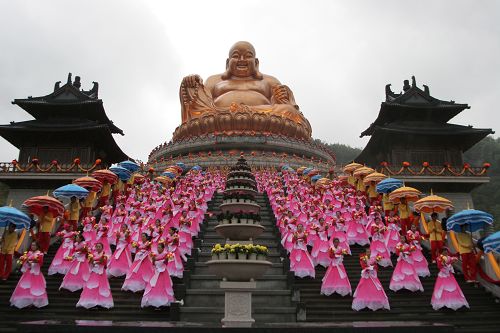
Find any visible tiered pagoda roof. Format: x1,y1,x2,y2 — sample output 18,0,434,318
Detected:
357,76,494,166
0,73,128,165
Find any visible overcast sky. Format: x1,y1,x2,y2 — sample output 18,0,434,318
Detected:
0,0,498,163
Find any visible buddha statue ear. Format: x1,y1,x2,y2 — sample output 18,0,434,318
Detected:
253,58,263,80
221,58,231,80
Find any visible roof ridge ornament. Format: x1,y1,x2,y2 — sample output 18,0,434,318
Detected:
67,73,72,85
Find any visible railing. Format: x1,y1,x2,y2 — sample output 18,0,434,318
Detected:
0,159,104,174
375,163,490,177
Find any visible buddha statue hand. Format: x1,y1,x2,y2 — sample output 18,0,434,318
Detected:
180,74,217,123
272,85,292,104
181,74,203,89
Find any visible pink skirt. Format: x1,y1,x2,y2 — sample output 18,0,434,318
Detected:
10,270,48,309
431,274,469,310
352,275,390,311
321,263,351,296
290,248,315,278
77,271,114,308
122,256,154,292
389,258,423,292
141,270,175,308
60,258,91,292
369,239,392,267
107,245,132,277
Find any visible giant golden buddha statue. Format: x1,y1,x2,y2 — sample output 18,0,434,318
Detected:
172,41,312,141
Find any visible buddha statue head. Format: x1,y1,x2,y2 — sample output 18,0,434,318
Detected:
222,41,263,80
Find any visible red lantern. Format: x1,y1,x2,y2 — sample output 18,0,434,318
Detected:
148,167,154,173
380,161,388,167
463,163,471,169
95,159,102,165
74,158,81,165
422,161,429,168
402,161,410,168
483,162,491,169
51,160,58,166
11,159,17,166
443,162,451,168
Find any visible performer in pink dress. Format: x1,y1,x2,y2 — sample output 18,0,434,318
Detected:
76,242,114,309
389,236,423,292
94,219,112,256
289,225,315,278
321,238,351,296
346,209,370,246
122,233,154,292
81,215,97,243
10,242,48,309
384,214,401,254
406,224,431,278
107,224,132,278
352,249,390,311
329,215,350,254
310,218,332,267
431,248,469,310
141,242,176,308
60,234,90,292
48,225,77,275
165,231,185,278
369,219,392,267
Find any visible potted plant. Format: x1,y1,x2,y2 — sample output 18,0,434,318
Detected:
228,244,237,260
237,244,247,260
256,245,268,260
248,245,257,260
211,244,223,260
222,212,230,224
230,213,238,224
240,211,248,224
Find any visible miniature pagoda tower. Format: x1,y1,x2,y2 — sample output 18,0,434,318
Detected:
357,76,493,168
0,73,128,166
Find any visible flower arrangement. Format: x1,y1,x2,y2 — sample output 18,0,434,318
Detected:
210,243,268,260
217,211,261,225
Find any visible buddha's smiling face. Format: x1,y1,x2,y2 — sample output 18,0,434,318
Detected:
227,41,258,78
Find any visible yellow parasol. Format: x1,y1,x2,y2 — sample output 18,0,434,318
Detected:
363,172,388,185
414,194,453,213
155,176,172,185
352,166,375,178
389,186,421,203
343,162,363,174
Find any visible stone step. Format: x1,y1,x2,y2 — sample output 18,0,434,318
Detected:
179,306,296,323
192,262,285,275
188,274,288,290
184,289,293,307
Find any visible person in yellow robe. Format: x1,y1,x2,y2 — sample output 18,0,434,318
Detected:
0,223,18,280
37,206,54,254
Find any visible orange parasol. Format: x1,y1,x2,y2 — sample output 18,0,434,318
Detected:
343,162,363,173
22,195,65,217
337,175,349,183
296,166,307,175
92,169,118,185
353,166,375,178
133,173,146,184
414,194,453,213
363,172,388,185
73,176,102,192
155,176,172,185
389,186,421,203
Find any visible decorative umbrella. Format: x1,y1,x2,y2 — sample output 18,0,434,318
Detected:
343,162,363,173
414,194,453,214
363,172,388,185
337,175,349,183
118,160,140,172
162,171,177,179
175,162,186,171
388,186,421,203
132,173,145,184
168,165,183,174
311,174,322,182
296,166,307,175
109,165,132,181
53,184,89,199
307,169,320,177
155,176,172,185
191,165,202,171
73,176,102,192
376,178,403,194
22,195,65,217
483,231,500,254
353,166,375,178
92,169,118,185
303,167,313,175
446,209,494,233
0,206,31,229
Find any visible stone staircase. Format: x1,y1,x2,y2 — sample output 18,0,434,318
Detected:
179,193,297,323
293,234,500,332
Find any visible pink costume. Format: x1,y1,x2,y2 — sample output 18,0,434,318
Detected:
107,231,132,277
60,241,90,292
82,216,96,242
109,208,127,245
289,231,315,278
329,220,351,254
166,236,185,278
352,255,390,311
122,241,154,292
310,226,332,267
406,230,430,277
281,219,297,253
346,211,370,246
369,225,392,267
48,230,77,275
384,217,401,253
141,251,175,308
321,246,351,296
10,250,48,309
76,251,114,308
94,225,112,256
389,242,423,292
178,217,194,257
431,254,469,310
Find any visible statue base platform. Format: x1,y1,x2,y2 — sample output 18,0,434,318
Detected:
220,281,256,328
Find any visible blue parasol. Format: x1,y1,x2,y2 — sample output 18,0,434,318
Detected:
53,184,89,199
118,160,140,172
446,209,494,233
110,166,132,181
0,206,31,229
162,172,177,179
176,162,186,171
376,178,403,194
483,231,500,254
311,175,322,182
191,165,202,171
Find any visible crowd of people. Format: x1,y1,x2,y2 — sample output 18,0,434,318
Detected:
6,169,226,309
256,169,471,311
